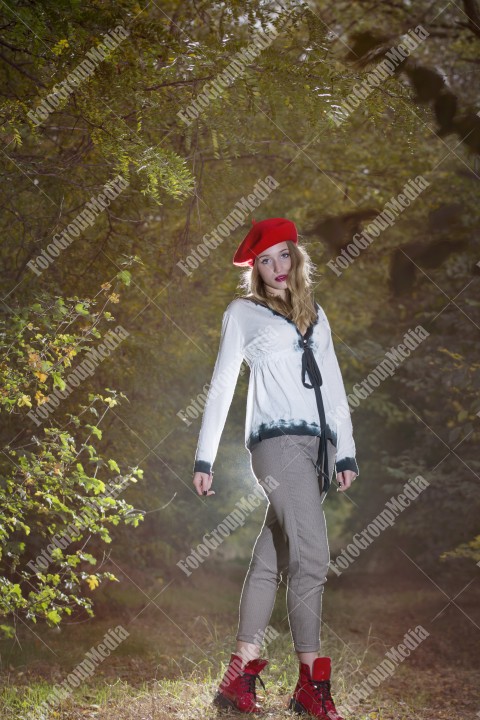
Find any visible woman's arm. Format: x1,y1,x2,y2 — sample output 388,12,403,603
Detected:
193,306,245,481
318,307,359,478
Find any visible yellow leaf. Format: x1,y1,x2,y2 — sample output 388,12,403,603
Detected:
34,371,48,382
35,390,48,405
17,394,32,408
52,38,69,56
28,352,41,368
438,347,463,361
108,293,120,303
86,575,100,591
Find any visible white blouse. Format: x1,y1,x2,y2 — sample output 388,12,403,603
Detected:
193,296,359,488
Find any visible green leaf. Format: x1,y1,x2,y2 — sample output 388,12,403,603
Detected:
0,625,15,639
52,371,66,391
75,303,89,316
117,270,131,286
46,609,61,625
87,425,102,439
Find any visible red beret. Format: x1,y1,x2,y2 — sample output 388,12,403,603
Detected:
233,218,298,267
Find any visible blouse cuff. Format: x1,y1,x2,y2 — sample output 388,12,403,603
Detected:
194,459,212,475
335,457,359,476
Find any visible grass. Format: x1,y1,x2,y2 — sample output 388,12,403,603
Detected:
5,649,471,720
1,562,479,719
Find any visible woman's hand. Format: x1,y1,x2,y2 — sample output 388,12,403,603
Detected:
193,471,215,497
336,470,357,492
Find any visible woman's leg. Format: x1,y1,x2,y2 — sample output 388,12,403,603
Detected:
279,435,330,656
237,435,333,662
236,496,288,655
216,483,283,711
235,641,261,661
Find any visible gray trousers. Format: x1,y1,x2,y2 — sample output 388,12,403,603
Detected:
236,434,336,653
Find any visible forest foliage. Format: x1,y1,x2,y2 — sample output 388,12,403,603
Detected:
0,0,479,631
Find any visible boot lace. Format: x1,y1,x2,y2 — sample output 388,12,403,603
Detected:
312,678,336,712
239,670,266,698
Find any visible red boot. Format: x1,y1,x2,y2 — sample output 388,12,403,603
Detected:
289,657,344,719
213,654,268,713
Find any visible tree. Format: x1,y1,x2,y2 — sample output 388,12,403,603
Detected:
0,0,478,635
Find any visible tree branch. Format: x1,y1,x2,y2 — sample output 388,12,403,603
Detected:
463,0,480,37
0,50,46,87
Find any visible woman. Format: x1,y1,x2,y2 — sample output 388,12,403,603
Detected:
192,217,359,719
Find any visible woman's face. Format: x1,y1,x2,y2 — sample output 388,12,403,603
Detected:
255,241,292,296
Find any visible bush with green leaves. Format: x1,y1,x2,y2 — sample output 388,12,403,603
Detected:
0,282,143,636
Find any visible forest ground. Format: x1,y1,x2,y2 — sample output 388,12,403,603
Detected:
1,558,479,720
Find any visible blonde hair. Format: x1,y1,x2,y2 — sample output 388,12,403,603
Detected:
236,240,318,330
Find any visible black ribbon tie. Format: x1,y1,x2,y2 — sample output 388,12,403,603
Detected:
301,339,331,494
